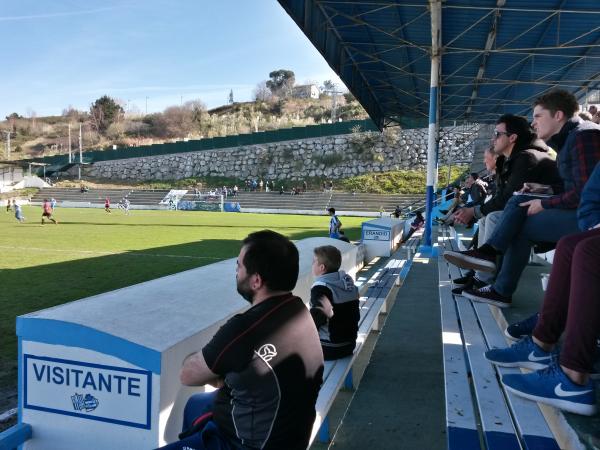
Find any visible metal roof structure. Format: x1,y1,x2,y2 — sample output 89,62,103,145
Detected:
277,0,600,129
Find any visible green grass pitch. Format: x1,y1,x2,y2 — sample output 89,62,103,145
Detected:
0,205,365,408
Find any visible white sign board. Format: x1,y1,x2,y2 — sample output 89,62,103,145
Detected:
24,354,152,429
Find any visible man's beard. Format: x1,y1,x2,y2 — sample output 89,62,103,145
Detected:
236,275,254,304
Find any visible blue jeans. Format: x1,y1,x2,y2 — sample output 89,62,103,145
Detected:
158,391,234,450
487,195,579,297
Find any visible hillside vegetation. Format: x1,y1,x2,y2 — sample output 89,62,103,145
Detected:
1,95,367,161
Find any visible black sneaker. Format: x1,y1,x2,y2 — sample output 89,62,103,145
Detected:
451,277,486,295
452,271,475,286
462,285,512,308
504,313,539,341
444,248,497,272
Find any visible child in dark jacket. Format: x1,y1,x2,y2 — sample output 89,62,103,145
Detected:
310,245,360,360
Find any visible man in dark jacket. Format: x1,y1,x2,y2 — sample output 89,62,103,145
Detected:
464,173,487,208
447,90,600,307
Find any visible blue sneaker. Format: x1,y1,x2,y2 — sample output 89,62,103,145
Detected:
485,336,556,370
502,362,598,416
504,312,539,341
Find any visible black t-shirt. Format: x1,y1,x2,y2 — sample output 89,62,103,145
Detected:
202,294,324,450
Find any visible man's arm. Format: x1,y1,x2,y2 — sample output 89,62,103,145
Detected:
480,153,534,216
310,285,334,328
542,132,600,209
180,351,221,386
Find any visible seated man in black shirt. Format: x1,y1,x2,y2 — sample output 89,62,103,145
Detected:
310,245,360,360
160,230,324,450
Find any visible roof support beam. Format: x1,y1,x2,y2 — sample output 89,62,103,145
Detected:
465,0,505,118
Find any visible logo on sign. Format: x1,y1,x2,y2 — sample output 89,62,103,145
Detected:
71,393,99,412
364,229,390,241
24,354,152,429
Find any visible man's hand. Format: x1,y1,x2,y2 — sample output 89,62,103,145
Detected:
453,207,475,225
180,351,220,386
519,199,544,216
316,295,334,319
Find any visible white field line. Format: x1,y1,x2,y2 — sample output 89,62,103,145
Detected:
0,245,221,260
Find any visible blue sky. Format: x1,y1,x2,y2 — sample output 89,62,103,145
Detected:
0,0,344,118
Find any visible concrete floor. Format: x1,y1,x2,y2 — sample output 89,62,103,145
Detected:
313,251,446,449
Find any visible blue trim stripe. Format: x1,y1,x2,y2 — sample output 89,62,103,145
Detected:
0,423,32,449
522,434,561,450
485,430,520,450
429,86,438,124
417,245,438,258
17,318,161,374
447,426,480,450
18,338,23,426
424,185,435,246
318,416,330,443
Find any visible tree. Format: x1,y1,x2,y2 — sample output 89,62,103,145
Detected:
322,79,336,93
253,81,272,102
266,69,295,97
228,89,234,104
89,95,124,134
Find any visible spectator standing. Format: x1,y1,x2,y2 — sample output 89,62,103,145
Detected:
158,231,323,450
310,245,360,360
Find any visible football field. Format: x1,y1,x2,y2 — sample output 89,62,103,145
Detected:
0,205,364,410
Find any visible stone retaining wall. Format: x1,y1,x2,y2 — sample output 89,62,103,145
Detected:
86,125,480,182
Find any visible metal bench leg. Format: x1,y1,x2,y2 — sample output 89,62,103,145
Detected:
344,368,354,390
318,416,330,443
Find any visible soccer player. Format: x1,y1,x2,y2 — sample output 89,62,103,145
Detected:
41,199,57,225
14,203,25,223
327,207,342,239
104,197,111,213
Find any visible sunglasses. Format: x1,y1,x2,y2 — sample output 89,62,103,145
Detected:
492,130,510,139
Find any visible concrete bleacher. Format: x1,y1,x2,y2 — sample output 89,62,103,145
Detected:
233,191,422,216
125,189,170,206
30,188,131,207
28,188,423,216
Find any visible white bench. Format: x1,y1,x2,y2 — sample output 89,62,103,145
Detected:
438,226,560,450
310,249,413,445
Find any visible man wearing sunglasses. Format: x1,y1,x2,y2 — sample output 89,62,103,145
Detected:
450,114,560,293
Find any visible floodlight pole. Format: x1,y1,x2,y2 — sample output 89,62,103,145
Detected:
3,131,10,160
78,123,83,180
424,0,442,249
68,124,72,163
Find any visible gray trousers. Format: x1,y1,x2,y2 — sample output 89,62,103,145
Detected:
475,211,503,284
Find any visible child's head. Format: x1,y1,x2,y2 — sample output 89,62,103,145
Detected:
312,245,342,276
